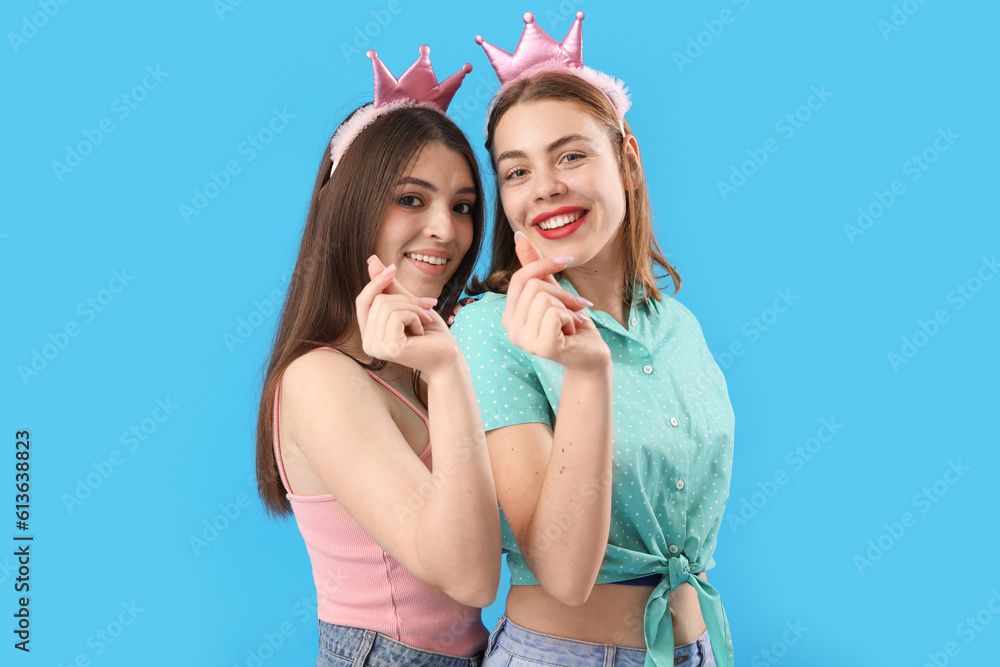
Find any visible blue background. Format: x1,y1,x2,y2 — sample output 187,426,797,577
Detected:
2,0,998,665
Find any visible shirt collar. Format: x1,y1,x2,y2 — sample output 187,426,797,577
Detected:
557,275,651,339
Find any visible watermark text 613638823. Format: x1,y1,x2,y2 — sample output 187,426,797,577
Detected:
13,429,33,653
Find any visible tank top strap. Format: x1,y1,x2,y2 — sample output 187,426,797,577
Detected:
317,346,429,425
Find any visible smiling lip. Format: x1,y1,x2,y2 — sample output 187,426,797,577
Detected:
404,249,451,277
532,206,587,225
405,248,452,260
535,210,588,240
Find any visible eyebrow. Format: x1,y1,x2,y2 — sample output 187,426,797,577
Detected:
397,176,477,196
495,134,595,166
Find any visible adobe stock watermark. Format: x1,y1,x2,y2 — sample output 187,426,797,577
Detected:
748,620,809,667
57,600,145,666
239,569,350,666
0,556,18,586
61,398,180,514
17,268,135,386
853,459,969,575
188,473,256,556
878,0,931,41
727,417,843,534
179,107,294,223
233,620,296,667
843,126,959,244
394,437,479,523
672,0,753,73
7,0,72,54
51,66,168,182
886,254,996,372
716,85,833,201
921,587,1000,667
223,288,284,353
541,0,588,32
519,471,614,561
713,288,799,370
339,0,405,62
213,0,245,21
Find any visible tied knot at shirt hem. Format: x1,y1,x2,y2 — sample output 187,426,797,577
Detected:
642,553,734,667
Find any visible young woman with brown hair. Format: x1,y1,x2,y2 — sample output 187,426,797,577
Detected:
255,47,501,666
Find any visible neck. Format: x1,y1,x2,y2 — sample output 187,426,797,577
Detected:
563,265,629,329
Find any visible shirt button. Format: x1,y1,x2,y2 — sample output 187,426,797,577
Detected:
668,544,679,554
669,417,679,427
642,365,653,375
675,479,685,490
630,317,637,327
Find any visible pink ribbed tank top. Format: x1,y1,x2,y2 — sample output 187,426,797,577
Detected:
273,347,487,657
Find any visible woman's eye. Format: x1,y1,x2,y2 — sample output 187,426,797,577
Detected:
454,202,473,215
398,194,422,207
562,152,585,164
503,168,527,181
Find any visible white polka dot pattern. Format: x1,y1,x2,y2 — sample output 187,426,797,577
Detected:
451,277,735,588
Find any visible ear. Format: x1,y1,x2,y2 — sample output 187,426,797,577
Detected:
621,133,642,190
623,133,640,163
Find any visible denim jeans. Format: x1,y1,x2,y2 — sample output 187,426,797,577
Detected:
318,620,484,666
482,615,716,667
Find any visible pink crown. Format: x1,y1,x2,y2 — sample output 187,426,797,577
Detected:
371,44,473,111
475,11,584,84
329,45,473,175
475,12,630,129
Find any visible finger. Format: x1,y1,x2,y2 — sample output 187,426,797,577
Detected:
516,279,589,328
514,231,574,286
370,299,428,348
390,309,425,338
525,290,575,341
542,305,576,345
370,296,436,339
506,256,575,312
356,266,398,331
367,254,417,298
513,230,542,264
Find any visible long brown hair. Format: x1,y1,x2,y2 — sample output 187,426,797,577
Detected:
256,106,484,517
468,70,680,303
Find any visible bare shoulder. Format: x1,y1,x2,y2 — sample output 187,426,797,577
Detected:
282,347,366,395
280,349,395,443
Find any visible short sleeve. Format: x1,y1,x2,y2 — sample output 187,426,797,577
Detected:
450,295,554,432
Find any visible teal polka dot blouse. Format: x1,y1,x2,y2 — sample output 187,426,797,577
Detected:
451,276,736,667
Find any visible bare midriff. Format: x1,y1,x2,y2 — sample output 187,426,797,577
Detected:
505,574,708,649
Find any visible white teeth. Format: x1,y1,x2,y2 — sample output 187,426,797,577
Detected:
538,211,585,230
405,253,448,266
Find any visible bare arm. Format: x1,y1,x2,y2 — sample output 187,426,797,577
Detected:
486,233,615,606
488,360,613,606
282,349,500,607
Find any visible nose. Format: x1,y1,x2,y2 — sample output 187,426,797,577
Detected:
424,202,457,243
531,164,567,201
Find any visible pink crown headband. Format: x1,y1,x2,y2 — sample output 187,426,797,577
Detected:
328,45,473,176
475,12,631,133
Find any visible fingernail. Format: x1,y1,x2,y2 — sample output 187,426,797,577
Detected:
576,296,594,307
552,255,574,264
424,308,436,317
514,231,527,242
380,264,396,277
447,315,456,325
420,297,438,307
367,254,378,264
